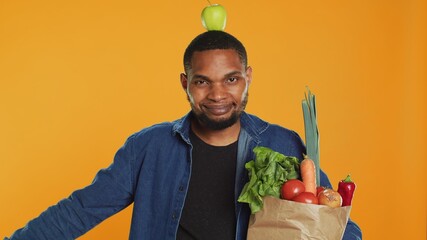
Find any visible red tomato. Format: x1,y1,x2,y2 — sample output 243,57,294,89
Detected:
292,192,319,204
281,179,305,200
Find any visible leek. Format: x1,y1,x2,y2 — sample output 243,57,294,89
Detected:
302,87,320,186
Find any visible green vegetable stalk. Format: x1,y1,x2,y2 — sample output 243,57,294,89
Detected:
302,87,320,186
237,146,300,214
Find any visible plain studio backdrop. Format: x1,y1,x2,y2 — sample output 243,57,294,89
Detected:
1,0,426,239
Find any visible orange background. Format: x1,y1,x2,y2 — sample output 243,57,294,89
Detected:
1,0,426,239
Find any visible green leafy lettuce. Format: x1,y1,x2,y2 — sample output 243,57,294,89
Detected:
237,146,300,214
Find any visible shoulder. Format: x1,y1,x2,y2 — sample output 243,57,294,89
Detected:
244,113,305,159
243,113,302,141
265,122,302,142
129,121,177,145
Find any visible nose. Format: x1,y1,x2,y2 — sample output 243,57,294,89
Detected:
208,83,227,102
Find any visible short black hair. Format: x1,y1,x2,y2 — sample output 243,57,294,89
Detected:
183,31,248,74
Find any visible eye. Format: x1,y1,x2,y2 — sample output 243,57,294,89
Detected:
194,80,208,86
227,77,238,83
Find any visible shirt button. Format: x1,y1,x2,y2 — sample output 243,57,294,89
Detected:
179,185,184,191
172,213,177,220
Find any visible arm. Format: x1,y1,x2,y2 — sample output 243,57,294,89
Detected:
319,170,362,240
5,136,136,240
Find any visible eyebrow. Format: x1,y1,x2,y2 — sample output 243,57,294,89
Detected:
224,71,244,78
192,74,210,81
192,71,244,81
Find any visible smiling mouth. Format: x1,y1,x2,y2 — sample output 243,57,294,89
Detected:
203,104,233,116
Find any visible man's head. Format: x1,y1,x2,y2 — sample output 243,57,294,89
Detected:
180,31,252,132
183,31,248,75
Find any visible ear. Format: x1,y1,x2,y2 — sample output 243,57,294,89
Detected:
245,66,253,85
180,73,188,91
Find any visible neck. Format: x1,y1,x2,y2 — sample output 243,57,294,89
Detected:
191,119,241,146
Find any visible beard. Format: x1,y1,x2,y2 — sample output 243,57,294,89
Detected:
194,110,240,130
190,93,249,131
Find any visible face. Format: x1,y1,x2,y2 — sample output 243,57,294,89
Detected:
180,49,252,130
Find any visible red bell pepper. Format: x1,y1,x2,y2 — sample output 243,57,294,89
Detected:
337,175,356,206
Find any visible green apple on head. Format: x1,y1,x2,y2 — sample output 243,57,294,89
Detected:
201,1,227,31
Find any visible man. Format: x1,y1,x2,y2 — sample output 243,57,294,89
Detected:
5,31,362,239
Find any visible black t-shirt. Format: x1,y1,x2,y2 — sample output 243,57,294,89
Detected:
176,131,238,240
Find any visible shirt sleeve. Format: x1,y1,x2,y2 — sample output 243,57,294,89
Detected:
319,170,363,240
5,136,136,240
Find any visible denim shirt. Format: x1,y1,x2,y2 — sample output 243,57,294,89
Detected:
5,112,362,240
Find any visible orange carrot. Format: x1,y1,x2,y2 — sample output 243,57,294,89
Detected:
300,156,317,195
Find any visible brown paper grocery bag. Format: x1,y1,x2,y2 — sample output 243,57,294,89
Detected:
247,196,351,240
